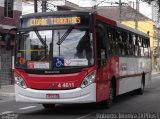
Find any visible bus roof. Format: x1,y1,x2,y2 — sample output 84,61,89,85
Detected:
95,14,149,38
117,22,149,38
21,11,91,19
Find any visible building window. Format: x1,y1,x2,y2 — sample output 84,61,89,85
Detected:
4,0,14,18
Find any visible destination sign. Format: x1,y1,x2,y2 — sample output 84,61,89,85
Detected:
30,17,81,26
21,15,90,28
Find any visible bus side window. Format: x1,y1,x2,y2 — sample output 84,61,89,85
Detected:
139,37,144,57
114,29,119,55
144,38,150,57
108,27,115,55
121,31,128,56
96,22,107,68
117,30,127,56
148,39,151,57
144,38,148,57
134,35,139,57
116,30,123,55
129,33,134,56
126,33,130,56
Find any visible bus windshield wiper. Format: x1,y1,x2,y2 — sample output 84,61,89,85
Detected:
34,28,48,48
56,26,73,45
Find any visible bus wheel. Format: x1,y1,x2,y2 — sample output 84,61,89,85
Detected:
137,75,145,95
101,82,114,108
42,104,55,109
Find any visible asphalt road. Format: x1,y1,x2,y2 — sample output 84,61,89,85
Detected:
1,73,160,119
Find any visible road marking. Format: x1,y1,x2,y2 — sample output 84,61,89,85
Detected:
19,106,37,110
0,111,13,116
76,112,96,119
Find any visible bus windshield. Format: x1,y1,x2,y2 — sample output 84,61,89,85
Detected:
15,28,94,69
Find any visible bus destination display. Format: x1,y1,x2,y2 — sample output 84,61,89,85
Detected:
30,17,80,26
21,15,90,28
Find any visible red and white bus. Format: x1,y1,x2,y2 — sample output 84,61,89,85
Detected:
6,11,151,108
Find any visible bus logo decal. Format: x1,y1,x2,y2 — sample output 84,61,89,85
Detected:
50,83,55,89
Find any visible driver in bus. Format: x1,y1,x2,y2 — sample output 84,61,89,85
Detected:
75,31,92,64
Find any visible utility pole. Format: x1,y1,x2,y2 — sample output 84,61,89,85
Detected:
42,0,47,12
34,0,38,13
92,0,97,13
158,0,160,71
119,0,122,23
157,8,160,71
135,0,139,29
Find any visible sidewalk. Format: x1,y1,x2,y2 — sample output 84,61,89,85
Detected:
0,85,15,102
152,71,160,75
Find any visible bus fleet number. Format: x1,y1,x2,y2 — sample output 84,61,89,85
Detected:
57,82,75,88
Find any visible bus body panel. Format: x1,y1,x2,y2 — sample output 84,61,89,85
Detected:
118,57,151,95
94,14,119,102
94,13,151,100
96,56,119,102
14,66,97,90
94,14,117,27
15,83,96,103
14,69,87,90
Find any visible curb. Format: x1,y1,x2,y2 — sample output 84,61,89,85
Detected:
1,84,14,87
0,85,14,88
152,72,160,75
0,85,14,92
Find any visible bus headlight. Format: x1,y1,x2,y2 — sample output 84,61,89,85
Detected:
15,75,27,89
81,70,96,88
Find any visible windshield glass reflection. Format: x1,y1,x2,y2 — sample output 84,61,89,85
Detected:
15,28,94,69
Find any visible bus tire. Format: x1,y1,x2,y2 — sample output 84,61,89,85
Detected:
42,104,55,109
137,74,145,95
101,82,114,108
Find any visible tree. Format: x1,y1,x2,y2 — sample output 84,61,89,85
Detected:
141,0,154,4
141,0,160,12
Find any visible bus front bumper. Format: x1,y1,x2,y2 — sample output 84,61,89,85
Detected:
15,83,96,104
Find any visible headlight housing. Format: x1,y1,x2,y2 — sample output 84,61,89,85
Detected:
81,70,96,88
14,75,27,89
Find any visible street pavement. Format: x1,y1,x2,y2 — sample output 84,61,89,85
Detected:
0,85,15,103
0,71,160,119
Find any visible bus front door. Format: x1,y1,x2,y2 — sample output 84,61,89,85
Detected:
95,25,109,102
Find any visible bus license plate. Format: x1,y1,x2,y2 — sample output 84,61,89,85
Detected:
46,94,59,99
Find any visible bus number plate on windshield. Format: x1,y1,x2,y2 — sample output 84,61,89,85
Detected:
46,94,59,99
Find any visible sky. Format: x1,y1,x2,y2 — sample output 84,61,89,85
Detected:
67,0,152,19
22,0,152,19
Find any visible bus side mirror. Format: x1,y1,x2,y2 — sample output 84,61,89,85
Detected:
5,34,11,51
